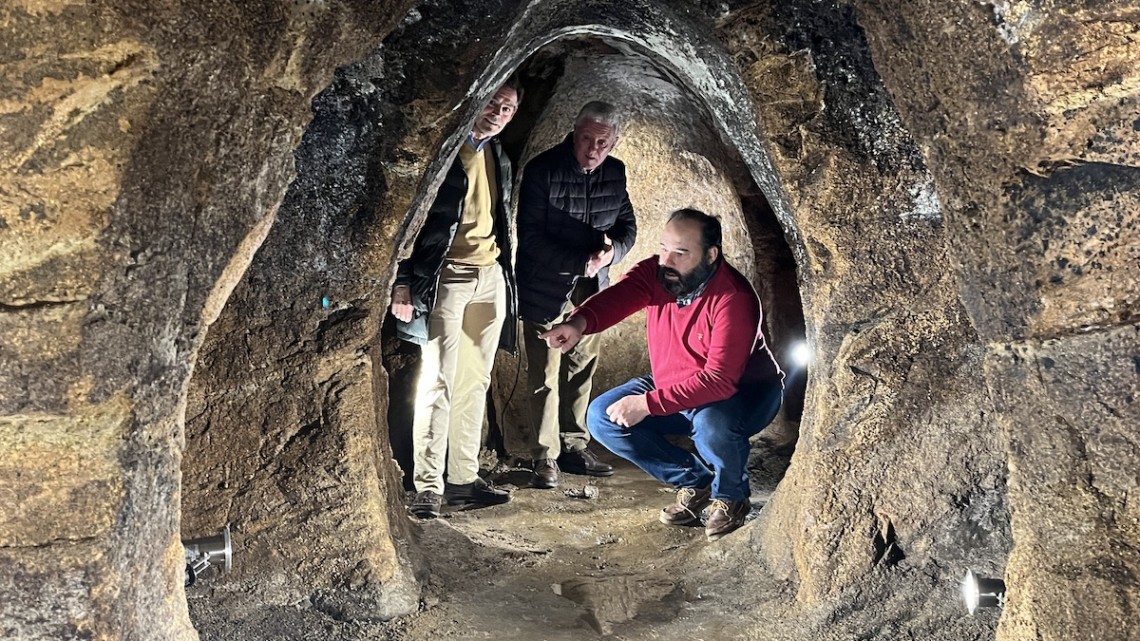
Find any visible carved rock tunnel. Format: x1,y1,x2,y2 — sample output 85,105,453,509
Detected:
2,2,1138,641
182,29,811,640
378,37,809,494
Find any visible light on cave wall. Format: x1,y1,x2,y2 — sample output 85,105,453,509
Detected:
962,569,1006,614
184,525,233,587
789,341,813,368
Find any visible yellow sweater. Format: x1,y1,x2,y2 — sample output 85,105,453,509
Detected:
446,142,501,266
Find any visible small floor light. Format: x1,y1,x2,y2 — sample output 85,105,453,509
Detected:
790,341,812,368
962,569,1006,614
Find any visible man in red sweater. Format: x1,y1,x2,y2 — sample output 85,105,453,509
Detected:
539,208,784,540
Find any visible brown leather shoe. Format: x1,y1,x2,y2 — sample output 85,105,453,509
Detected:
705,499,751,540
659,486,712,525
531,458,560,489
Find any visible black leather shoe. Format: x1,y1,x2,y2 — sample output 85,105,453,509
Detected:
444,477,511,506
558,447,614,477
409,490,442,519
531,458,560,489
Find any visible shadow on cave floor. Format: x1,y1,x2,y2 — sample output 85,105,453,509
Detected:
190,441,793,641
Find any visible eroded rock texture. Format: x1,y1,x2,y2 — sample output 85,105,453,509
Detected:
179,1,545,621
1,1,406,639
2,1,1137,641
852,2,1140,638
710,6,1010,640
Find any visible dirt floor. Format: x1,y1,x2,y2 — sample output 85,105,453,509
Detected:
189,439,795,641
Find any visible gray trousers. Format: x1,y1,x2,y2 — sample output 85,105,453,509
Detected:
522,279,600,460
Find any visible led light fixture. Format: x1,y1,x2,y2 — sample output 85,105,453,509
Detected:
962,568,1005,614
184,525,232,587
790,341,812,368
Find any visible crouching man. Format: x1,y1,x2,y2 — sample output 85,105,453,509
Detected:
539,208,784,540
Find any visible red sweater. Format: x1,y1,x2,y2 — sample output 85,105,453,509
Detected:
571,256,784,415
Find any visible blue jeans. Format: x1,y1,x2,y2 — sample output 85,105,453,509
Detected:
587,376,782,501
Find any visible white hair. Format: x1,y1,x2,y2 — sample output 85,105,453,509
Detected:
574,101,623,137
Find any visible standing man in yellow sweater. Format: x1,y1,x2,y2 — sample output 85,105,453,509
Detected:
389,80,521,518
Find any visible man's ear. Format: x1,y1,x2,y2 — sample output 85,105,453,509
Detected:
707,246,720,263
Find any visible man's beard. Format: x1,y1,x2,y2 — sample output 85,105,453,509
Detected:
657,258,715,296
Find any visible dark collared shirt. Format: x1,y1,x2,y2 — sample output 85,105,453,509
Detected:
675,261,720,308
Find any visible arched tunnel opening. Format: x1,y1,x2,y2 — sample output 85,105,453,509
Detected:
172,2,1024,636
381,35,808,495
181,30,811,638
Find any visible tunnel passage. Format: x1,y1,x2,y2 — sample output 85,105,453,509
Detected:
7,0,1139,640
171,1,1000,635
173,1,1019,639
178,17,813,633
380,35,808,494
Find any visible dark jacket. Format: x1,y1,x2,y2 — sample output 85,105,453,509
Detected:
393,138,518,351
516,134,637,323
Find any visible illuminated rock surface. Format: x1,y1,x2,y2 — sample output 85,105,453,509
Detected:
2,1,1136,640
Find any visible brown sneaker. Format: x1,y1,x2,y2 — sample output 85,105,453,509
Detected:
659,486,712,525
705,499,751,540
531,458,560,489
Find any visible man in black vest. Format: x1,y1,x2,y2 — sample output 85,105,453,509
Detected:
389,80,521,518
516,101,638,489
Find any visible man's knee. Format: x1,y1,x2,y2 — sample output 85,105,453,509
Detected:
586,395,619,438
586,395,609,424
588,377,652,429
691,407,748,447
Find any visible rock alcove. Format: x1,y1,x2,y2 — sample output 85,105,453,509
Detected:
2,2,1137,641
381,37,808,489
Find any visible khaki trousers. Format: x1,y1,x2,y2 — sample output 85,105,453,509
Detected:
522,279,600,460
412,262,506,494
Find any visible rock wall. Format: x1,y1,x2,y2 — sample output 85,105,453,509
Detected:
852,2,1140,639
0,1,407,639
707,5,1011,639
179,0,549,621
4,1,1137,640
